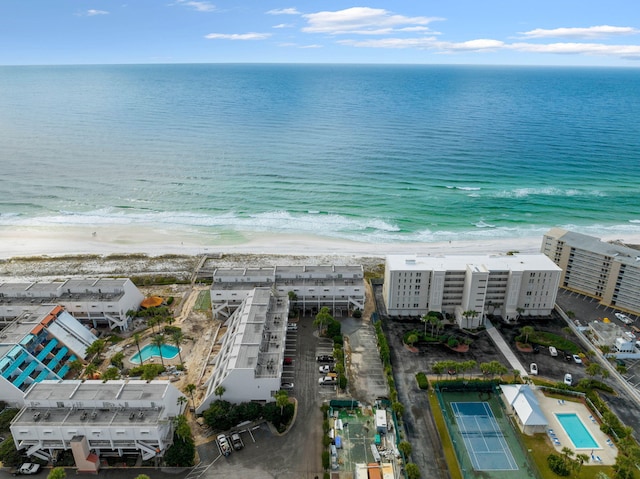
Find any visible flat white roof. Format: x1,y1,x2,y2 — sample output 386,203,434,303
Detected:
386,254,561,272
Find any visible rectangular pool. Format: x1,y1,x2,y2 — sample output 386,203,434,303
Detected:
555,413,599,449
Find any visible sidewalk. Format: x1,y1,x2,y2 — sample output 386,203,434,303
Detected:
485,319,529,376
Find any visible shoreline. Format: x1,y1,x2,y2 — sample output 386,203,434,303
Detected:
1,224,546,260
2,225,640,262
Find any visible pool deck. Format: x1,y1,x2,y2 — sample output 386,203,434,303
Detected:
535,390,617,465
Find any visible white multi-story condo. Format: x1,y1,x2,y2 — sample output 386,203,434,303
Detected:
10,380,186,472
210,265,364,319
0,278,144,331
542,228,640,316
0,305,98,406
197,287,289,413
383,254,561,327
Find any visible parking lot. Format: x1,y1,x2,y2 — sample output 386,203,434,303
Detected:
191,315,352,479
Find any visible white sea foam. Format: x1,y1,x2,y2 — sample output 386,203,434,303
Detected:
496,187,607,198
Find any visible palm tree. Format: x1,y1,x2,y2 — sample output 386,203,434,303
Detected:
275,389,289,415
133,332,144,366
177,395,188,413
561,446,574,465
171,331,185,368
462,310,480,327
84,363,98,379
214,385,226,399
520,325,535,345
185,383,197,410
151,334,166,367
86,339,107,363
313,306,332,334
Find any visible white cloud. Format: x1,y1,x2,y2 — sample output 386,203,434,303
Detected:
174,0,216,12
273,23,294,29
510,41,640,58
302,7,443,35
81,9,108,16
339,37,503,52
267,8,300,15
519,25,639,39
204,32,271,40
300,44,322,49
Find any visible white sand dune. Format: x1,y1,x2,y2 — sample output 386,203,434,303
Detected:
1,224,639,261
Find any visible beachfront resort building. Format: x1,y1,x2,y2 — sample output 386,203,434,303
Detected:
210,265,365,319
382,254,561,326
0,278,144,331
10,379,186,471
542,228,640,317
197,287,289,413
0,305,98,406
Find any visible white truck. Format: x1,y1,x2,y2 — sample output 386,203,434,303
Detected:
11,463,41,476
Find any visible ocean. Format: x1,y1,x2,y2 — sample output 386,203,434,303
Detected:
1,64,639,247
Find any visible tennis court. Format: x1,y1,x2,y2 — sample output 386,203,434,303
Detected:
452,402,518,471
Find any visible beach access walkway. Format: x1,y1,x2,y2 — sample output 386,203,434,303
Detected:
485,319,529,377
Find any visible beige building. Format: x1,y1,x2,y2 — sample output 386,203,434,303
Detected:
541,228,640,316
383,254,561,326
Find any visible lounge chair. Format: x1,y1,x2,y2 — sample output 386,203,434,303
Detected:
596,456,603,462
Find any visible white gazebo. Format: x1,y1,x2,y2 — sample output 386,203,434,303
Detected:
500,384,548,435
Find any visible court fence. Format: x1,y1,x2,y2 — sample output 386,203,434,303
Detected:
435,382,542,479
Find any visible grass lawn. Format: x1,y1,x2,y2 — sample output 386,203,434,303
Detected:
520,433,614,479
428,391,463,479
194,290,211,311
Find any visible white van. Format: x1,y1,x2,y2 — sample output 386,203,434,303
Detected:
530,363,538,375
549,346,558,357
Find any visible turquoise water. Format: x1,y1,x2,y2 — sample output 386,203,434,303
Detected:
555,413,598,449
0,64,639,244
130,344,180,364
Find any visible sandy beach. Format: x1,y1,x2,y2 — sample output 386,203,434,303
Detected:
1,224,553,260
2,225,640,282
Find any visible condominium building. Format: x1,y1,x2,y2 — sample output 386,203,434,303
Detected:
10,380,186,471
542,228,640,316
383,254,561,327
210,265,364,319
0,278,144,331
197,287,289,413
0,305,98,406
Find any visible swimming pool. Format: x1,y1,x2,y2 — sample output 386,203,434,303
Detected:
555,413,598,449
130,344,180,364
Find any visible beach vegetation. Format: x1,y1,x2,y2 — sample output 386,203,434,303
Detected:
47,467,66,479
129,363,165,379
102,367,120,381
110,352,124,369
164,415,195,467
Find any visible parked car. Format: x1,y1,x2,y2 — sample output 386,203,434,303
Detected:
319,376,337,385
530,363,538,375
319,365,334,374
283,357,293,365
615,313,633,324
280,382,294,390
573,354,583,364
231,433,244,451
564,373,573,386
317,355,335,362
549,346,558,357
564,352,573,361
217,434,232,456
287,323,298,331
11,464,41,476
532,346,540,354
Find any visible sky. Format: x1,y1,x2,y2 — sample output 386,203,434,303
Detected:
1,1,639,66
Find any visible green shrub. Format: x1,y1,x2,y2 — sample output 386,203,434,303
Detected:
416,372,429,390
167,296,174,305
546,454,570,476
322,450,330,470
447,337,459,348
352,309,362,318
